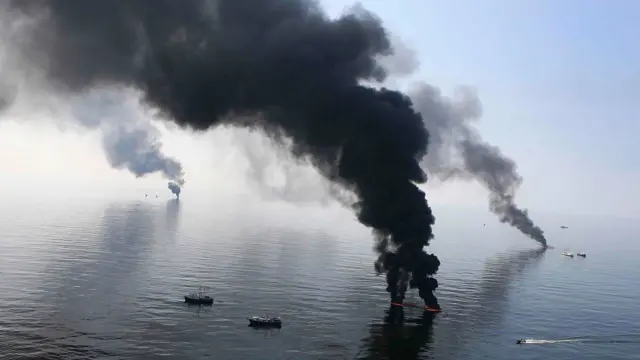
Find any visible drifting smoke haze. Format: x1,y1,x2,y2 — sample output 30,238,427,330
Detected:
0,9,185,194
408,84,547,246
0,20,19,114
0,82,16,113
71,90,186,190
237,126,358,207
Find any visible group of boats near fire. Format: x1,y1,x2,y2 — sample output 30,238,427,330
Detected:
184,286,283,328
182,239,585,332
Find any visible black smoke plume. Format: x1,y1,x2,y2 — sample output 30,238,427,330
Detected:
6,0,440,307
410,84,547,246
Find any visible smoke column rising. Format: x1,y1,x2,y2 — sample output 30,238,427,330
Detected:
167,181,181,199
409,84,547,246
6,0,441,307
70,89,186,191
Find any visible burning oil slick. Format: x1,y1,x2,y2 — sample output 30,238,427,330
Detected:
356,248,546,359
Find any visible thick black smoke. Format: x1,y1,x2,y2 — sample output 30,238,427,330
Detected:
410,84,547,246
7,0,440,307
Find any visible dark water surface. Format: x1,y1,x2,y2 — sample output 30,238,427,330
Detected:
0,196,638,359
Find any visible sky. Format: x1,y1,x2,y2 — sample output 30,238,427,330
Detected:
0,0,638,219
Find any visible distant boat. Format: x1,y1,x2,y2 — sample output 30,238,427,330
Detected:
248,315,282,328
561,252,574,258
577,252,586,258
560,226,568,229
184,286,214,305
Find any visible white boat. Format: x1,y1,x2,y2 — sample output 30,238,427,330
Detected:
561,252,574,258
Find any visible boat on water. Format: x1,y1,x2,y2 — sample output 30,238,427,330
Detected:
561,252,574,258
184,286,214,305
248,315,282,328
577,252,586,258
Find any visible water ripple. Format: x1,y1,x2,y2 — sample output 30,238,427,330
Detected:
0,198,638,359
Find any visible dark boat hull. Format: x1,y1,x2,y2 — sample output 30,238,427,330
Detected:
248,320,282,328
184,296,214,305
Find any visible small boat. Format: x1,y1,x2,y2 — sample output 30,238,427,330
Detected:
561,252,574,258
577,252,586,258
184,286,214,305
248,315,282,328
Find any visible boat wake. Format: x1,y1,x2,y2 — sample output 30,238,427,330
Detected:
519,334,640,345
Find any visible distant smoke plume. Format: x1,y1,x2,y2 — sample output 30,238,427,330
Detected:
0,8,184,195
167,181,181,199
409,83,547,246
70,89,185,190
6,0,440,307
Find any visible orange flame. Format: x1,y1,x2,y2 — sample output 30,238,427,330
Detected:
389,301,442,312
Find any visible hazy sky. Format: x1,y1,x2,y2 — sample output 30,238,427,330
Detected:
0,0,638,219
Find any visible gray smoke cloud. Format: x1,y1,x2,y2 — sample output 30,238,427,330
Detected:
0,7,184,195
70,89,186,192
0,16,20,115
409,83,546,246
375,35,419,78
236,125,356,207
0,81,17,114
167,181,181,198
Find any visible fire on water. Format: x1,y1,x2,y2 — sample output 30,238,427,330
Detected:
390,302,442,312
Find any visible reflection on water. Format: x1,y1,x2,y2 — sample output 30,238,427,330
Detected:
165,199,181,236
357,307,435,360
1,202,157,358
356,247,546,359
2,198,637,359
434,247,546,358
46,202,156,357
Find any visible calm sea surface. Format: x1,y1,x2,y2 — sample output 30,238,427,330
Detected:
0,194,639,359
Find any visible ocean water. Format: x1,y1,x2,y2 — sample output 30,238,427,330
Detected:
0,194,639,359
